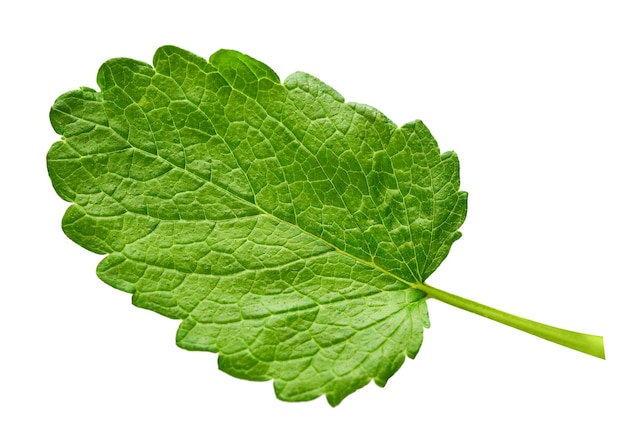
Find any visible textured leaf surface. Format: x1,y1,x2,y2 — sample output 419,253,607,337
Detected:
47,46,467,405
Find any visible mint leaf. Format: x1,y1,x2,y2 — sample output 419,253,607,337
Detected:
47,46,604,406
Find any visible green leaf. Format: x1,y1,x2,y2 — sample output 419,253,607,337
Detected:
47,46,604,406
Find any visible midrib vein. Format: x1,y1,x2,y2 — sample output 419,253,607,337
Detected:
91,136,422,291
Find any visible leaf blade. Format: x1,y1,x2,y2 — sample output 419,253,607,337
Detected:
47,46,466,405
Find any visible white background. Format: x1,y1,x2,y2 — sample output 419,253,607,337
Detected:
1,1,624,421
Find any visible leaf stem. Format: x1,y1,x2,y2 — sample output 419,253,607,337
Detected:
414,282,605,359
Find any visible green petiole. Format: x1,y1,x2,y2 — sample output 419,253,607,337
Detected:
415,282,605,359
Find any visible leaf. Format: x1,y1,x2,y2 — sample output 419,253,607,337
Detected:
47,46,604,406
